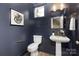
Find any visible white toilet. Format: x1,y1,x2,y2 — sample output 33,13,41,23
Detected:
27,35,42,56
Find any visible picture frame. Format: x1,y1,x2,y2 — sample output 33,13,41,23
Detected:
51,16,64,29
34,6,44,18
11,9,24,26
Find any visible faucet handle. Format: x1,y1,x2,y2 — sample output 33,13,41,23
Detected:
60,30,64,33
52,33,55,36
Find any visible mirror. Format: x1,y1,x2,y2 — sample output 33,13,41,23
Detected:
51,16,64,29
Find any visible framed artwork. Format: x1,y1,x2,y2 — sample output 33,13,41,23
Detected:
34,6,44,18
51,16,63,29
11,9,24,25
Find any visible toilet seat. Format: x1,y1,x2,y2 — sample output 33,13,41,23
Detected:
27,43,39,52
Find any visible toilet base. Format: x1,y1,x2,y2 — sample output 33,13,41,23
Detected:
31,51,38,56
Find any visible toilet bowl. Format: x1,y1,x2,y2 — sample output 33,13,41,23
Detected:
27,35,42,56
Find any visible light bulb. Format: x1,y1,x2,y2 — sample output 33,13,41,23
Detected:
60,3,65,10
53,5,56,11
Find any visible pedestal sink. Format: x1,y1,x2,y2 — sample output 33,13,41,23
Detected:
50,33,70,56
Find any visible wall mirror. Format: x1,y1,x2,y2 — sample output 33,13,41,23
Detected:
51,16,64,29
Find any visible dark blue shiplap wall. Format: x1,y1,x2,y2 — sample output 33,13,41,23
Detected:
32,3,67,55
32,3,77,56
0,3,33,56
0,3,78,56
32,4,55,55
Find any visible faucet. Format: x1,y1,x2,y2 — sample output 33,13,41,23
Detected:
60,30,65,36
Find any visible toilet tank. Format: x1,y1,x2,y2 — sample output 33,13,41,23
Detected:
33,35,42,44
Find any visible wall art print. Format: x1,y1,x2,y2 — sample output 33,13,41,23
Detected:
11,9,24,25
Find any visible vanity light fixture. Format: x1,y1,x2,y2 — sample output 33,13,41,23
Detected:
51,3,67,11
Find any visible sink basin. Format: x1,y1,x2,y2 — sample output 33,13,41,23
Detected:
50,33,70,56
50,35,70,43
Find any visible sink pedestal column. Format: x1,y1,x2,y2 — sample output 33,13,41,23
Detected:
56,42,61,56
50,33,70,56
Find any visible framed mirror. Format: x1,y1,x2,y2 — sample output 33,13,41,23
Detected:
51,16,64,29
